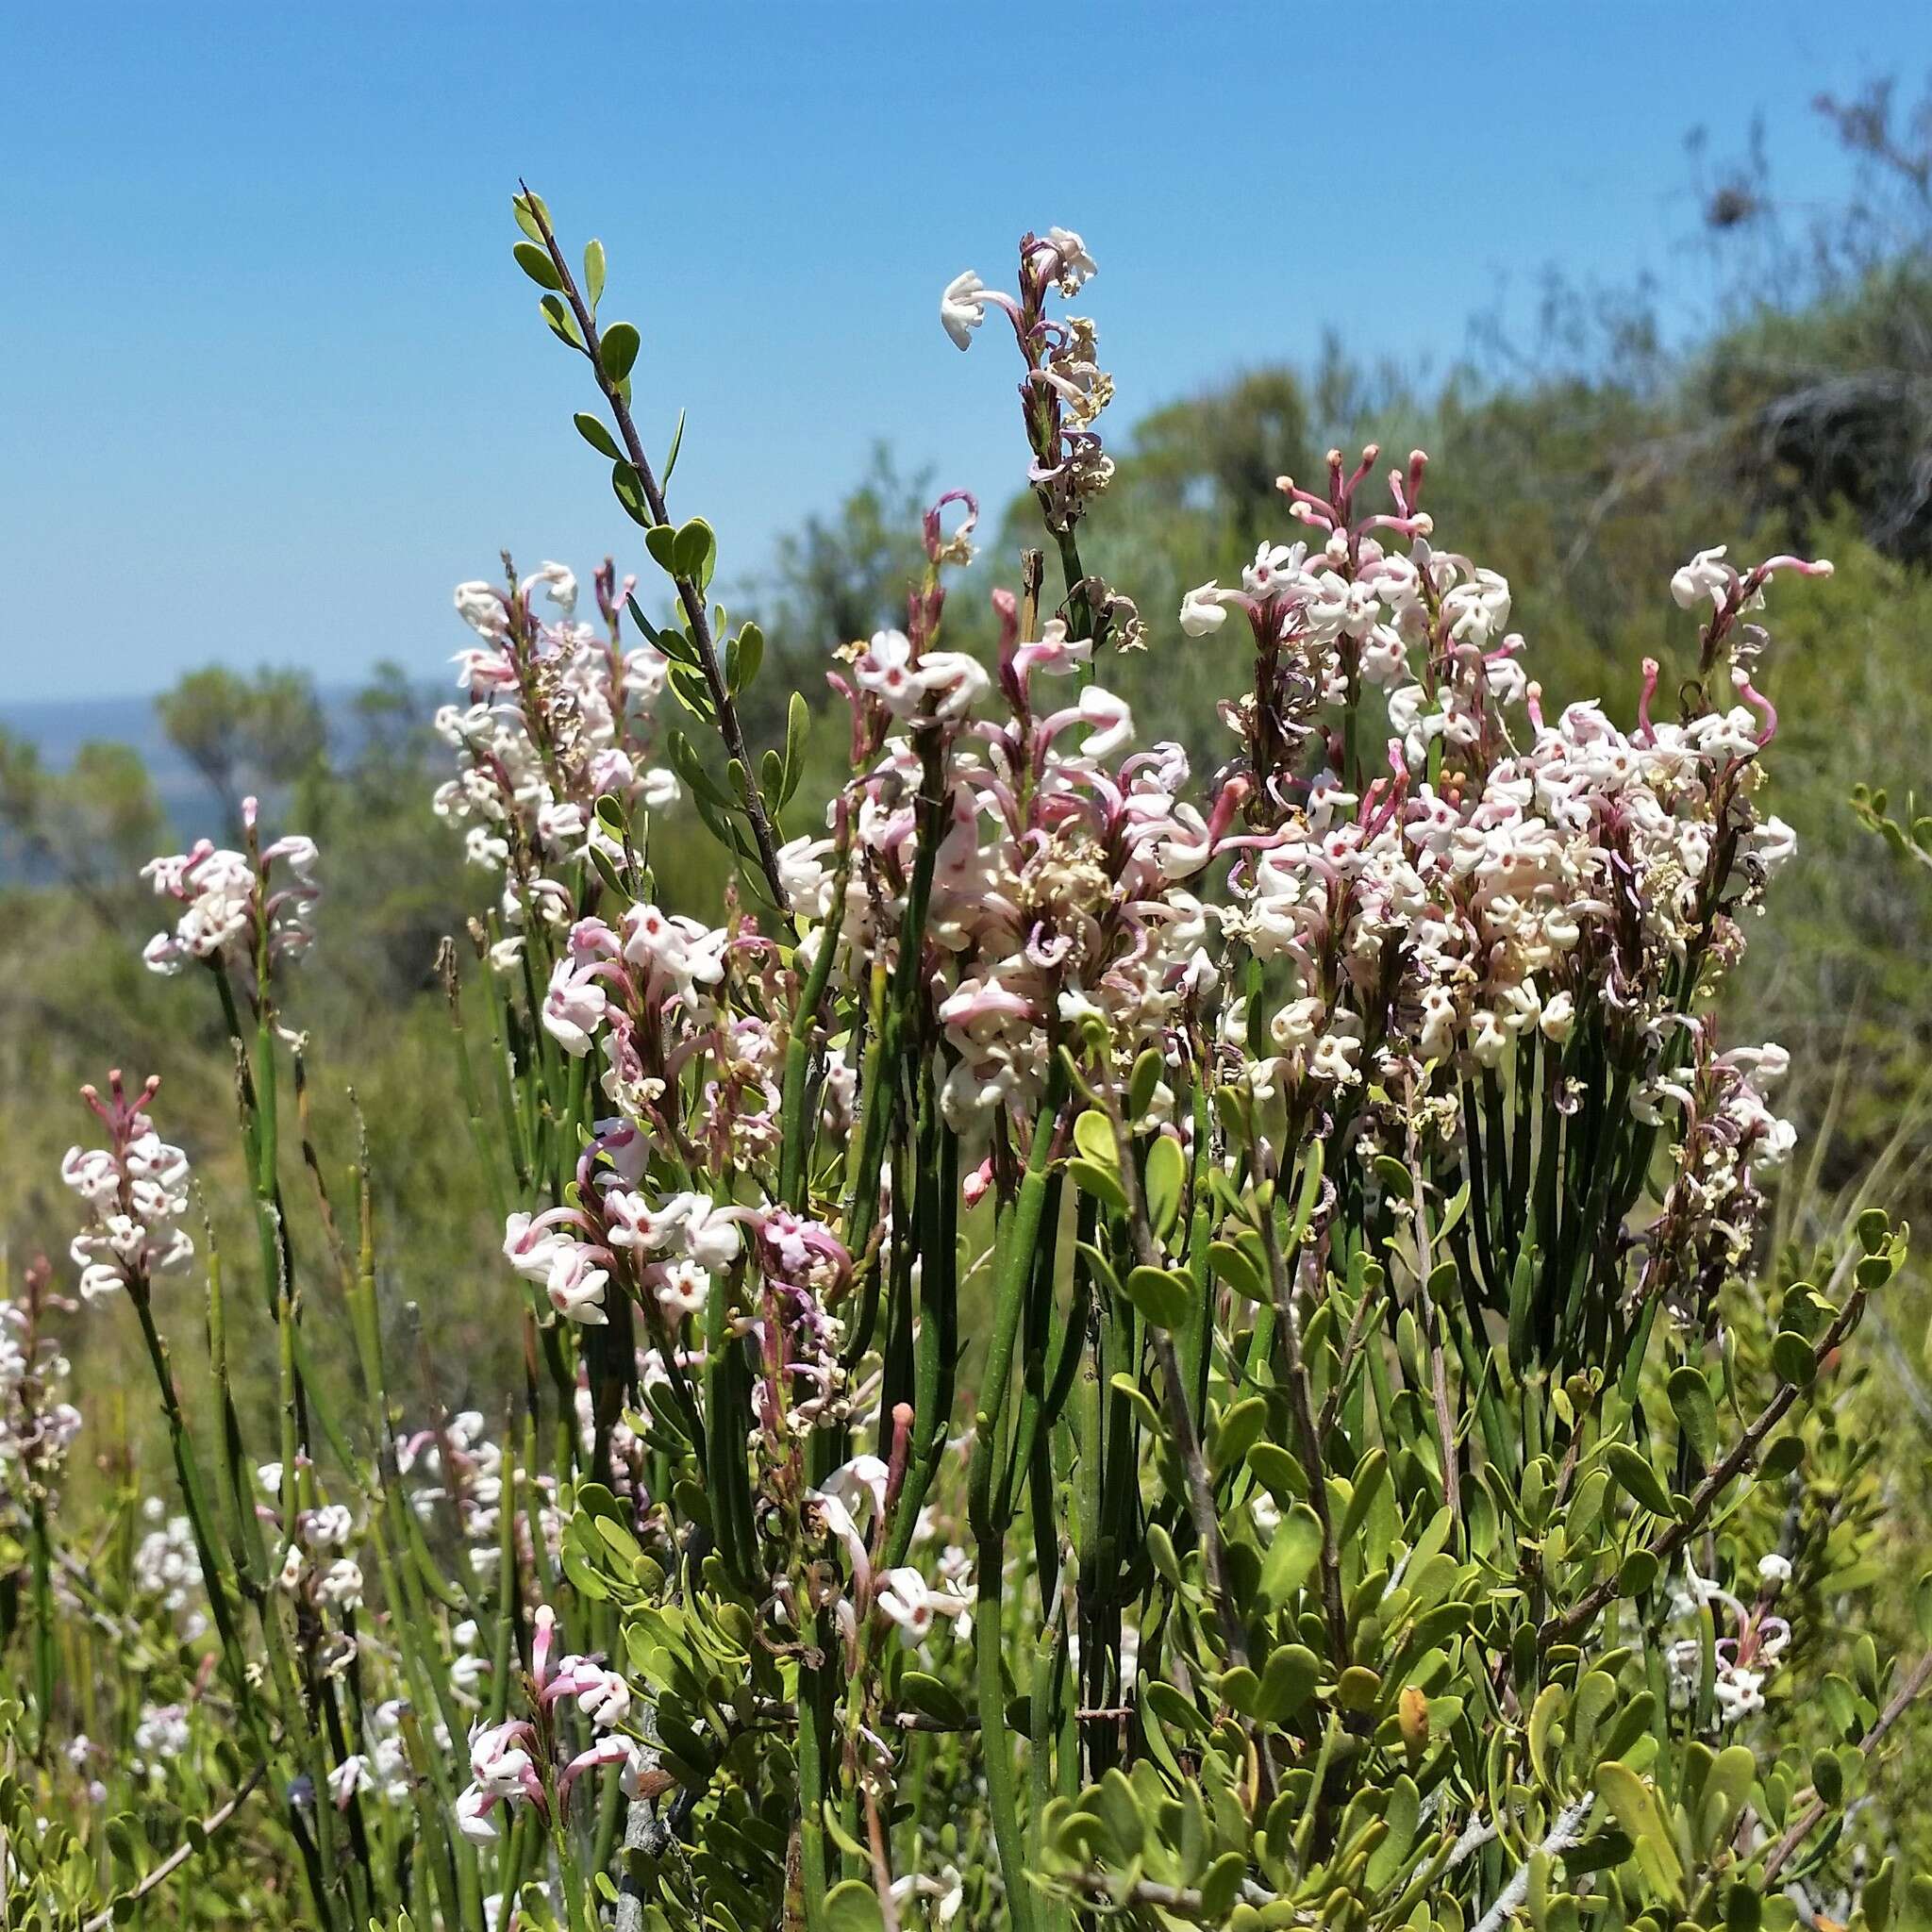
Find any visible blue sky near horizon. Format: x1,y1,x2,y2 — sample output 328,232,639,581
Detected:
2,2,1926,707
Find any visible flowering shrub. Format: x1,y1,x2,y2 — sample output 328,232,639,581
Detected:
0,195,1924,1932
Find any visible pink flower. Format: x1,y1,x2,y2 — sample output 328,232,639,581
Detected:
541,958,608,1057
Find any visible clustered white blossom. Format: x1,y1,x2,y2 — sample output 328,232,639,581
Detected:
941,227,1116,533
132,1497,208,1637
1665,1554,1793,1724
273,1484,366,1614
1639,1039,1797,1308
130,1701,192,1789
1166,454,1818,1305
392,1407,553,1582
453,1604,656,1843
0,1261,83,1525
141,799,319,979
435,558,678,954
326,1700,414,1812
785,589,1213,1137
60,1072,194,1305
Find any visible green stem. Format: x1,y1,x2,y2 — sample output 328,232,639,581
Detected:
976,1537,1037,1932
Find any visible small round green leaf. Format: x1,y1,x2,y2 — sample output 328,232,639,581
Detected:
1124,1264,1191,1330
601,320,641,382
513,240,563,290
575,411,623,459
823,1881,886,1932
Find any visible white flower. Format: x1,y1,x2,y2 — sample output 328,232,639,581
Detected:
451,1652,493,1705
1070,686,1134,760
555,1660,633,1729
546,1254,610,1326
541,959,607,1057
455,1783,501,1843
654,1257,711,1320
941,270,988,350
318,1557,365,1609
520,561,577,613
454,581,509,640
917,650,991,721
676,1194,744,1270
820,1454,891,1521
1270,995,1324,1053
502,1212,573,1286
1670,545,1732,612
1044,225,1096,292
1714,1665,1766,1722
1309,1033,1362,1085
305,1503,354,1549
891,1862,965,1925
876,1567,935,1641
856,629,924,716
328,1754,374,1809
1241,541,1303,599
1179,581,1236,637
1757,1552,1793,1586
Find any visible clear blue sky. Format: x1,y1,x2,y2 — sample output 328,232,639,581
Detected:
3,2,1923,703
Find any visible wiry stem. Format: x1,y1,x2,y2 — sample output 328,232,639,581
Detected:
1759,1650,1932,1886
1095,1076,1249,1670
518,184,791,920
81,1760,272,1932
1540,1286,1868,1648
1257,1166,1349,1667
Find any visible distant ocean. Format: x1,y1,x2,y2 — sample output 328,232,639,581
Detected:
0,687,398,878
0,692,206,817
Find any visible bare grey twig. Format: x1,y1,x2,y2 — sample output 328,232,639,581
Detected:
1760,1650,1932,1886
81,1760,270,1932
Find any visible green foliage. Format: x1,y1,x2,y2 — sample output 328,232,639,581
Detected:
154,665,328,841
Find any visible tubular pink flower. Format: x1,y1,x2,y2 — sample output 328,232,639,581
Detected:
1754,554,1834,583
923,489,978,564
531,1604,558,1690
1636,658,1660,745
1731,671,1778,746
558,1734,633,1802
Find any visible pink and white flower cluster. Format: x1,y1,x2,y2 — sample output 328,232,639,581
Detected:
503,1123,746,1331
435,559,679,950
782,585,1230,1136
1167,458,1801,1102
141,802,319,979
60,1072,195,1304
941,226,1114,527
391,1406,554,1583
453,1604,655,1843
0,1260,83,1517
1664,1554,1794,1725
